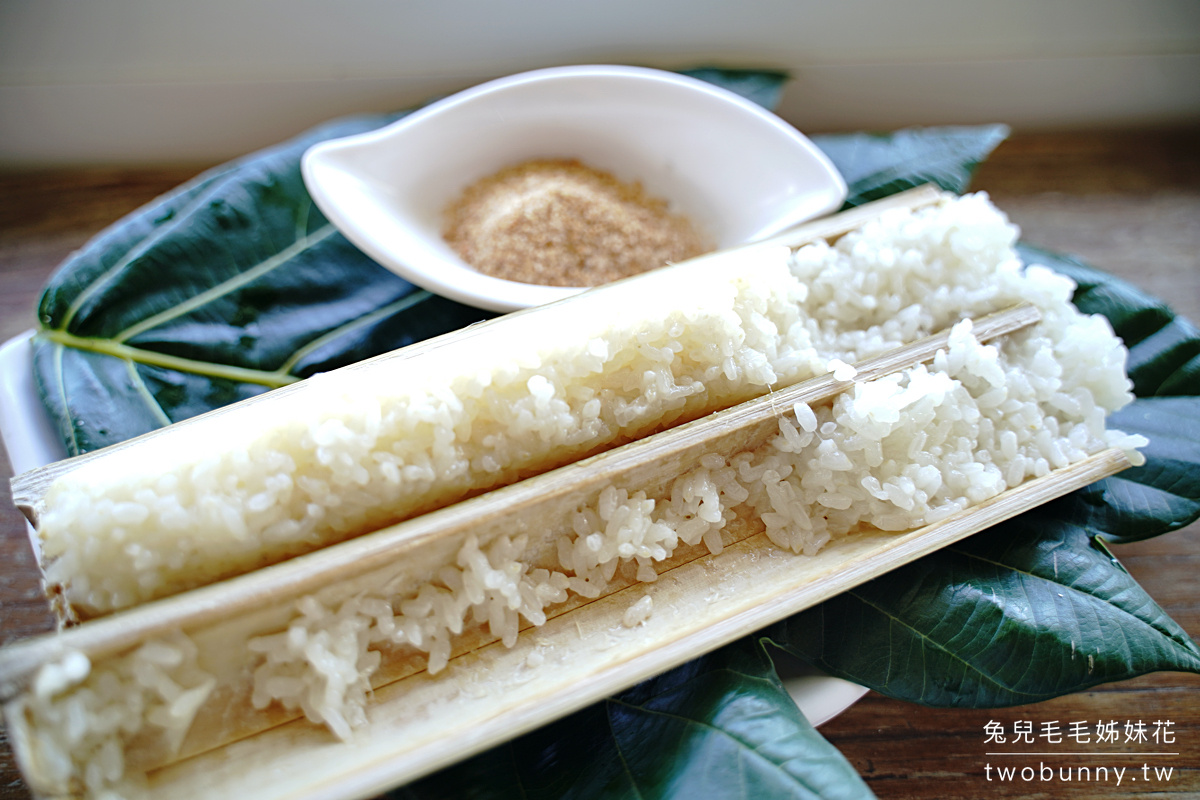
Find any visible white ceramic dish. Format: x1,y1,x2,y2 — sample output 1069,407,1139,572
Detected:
0,333,68,476
302,64,847,313
0,330,867,726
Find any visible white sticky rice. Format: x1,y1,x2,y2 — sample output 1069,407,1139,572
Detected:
13,636,213,800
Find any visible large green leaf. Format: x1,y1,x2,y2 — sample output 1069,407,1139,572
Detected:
810,125,1009,208
769,510,1200,707
391,638,872,800
677,67,790,111
32,78,1012,458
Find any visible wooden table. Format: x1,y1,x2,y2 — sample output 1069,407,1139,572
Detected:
1,128,1197,798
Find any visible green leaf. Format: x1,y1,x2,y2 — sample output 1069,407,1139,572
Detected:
677,67,790,111
391,638,873,800
32,82,1010,459
770,512,1200,707
811,125,1009,208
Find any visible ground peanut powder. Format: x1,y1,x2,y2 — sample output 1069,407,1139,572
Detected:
442,159,712,287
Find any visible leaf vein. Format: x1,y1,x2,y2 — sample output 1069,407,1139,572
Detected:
111,221,338,344
57,166,239,332
51,341,80,456
124,360,171,427
846,589,1046,698
950,546,1200,659
605,700,645,799
278,288,434,376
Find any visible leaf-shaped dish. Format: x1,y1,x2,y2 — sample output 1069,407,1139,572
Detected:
301,65,847,312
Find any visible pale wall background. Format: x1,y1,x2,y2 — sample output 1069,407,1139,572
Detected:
1,0,1198,165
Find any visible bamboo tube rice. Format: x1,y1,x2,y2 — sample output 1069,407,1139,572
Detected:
246,316,1144,740
12,324,1142,800
32,193,1142,621
8,192,1149,800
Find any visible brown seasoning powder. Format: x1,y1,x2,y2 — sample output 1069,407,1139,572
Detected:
442,159,712,287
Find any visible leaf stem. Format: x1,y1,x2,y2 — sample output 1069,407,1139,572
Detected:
37,330,300,388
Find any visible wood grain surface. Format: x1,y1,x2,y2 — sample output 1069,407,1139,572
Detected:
1,127,1198,798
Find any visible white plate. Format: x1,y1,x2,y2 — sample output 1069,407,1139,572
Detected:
0,332,68,476
0,331,867,727
303,65,847,313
